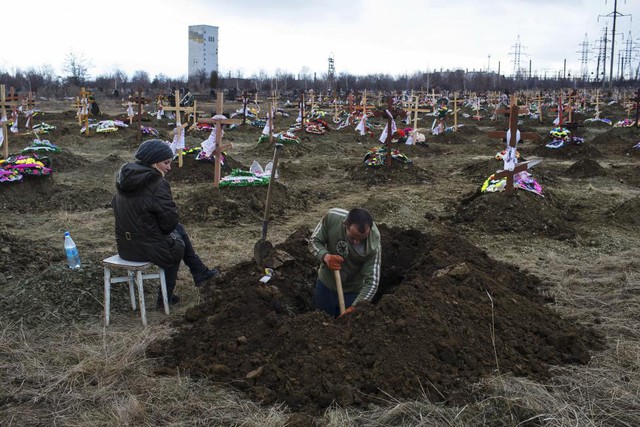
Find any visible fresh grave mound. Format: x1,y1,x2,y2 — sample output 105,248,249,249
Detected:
452,189,576,239
0,231,132,327
564,159,606,178
606,195,640,226
177,181,323,225
45,150,91,172
0,177,112,213
428,131,469,144
458,158,511,182
165,152,247,184
527,140,602,159
347,162,432,187
245,141,311,159
148,225,601,413
590,128,638,156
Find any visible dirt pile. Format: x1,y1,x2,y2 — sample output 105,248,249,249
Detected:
564,159,606,178
452,189,576,239
149,225,601,413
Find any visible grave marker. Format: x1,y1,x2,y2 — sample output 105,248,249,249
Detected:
21,91,37,130
405,94,434,130
196,90,242,187
0,85,20,159
163,89,197,167
78,87,91,135
492,99,542,193
131,88,149,141
375,96,407,165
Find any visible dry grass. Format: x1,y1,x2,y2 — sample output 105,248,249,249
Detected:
0,322,292,426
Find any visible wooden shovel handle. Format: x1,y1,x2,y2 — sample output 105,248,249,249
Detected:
334,269,345,315
261,143,283,239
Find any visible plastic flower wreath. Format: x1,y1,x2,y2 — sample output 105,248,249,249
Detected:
436,105,449,119
549,127,570,142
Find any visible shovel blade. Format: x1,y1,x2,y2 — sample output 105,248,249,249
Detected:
254,239,274,268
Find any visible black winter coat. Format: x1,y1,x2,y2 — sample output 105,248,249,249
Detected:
111,162,185,268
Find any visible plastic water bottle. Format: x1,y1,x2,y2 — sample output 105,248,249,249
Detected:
64,231,81,270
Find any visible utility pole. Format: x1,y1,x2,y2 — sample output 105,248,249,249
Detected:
598,0,631,83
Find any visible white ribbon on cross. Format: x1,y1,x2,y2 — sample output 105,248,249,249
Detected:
10,111,18,133
262,111,272,136
80,98,89,116
201,130,217,157
296,100,304,123
0,127,4,148
127,101,134,118
553,101,563,126
170,125,185,154
355,115,367,136
503,129,521,171
378,109,397,143
25,110,34,129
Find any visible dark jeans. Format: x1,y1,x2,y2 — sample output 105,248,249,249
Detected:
313,279,357,317
160,223,207,301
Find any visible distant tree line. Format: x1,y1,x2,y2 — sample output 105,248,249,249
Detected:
0,52,637,100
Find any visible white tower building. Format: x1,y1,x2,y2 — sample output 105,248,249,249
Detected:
188,25,219,77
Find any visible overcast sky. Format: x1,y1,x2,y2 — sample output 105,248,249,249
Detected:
2,0,638,80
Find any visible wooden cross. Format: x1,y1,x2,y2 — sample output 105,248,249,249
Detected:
77,87,91,135
405,94,434,130
345,93,355,116
353,90,376,117
196,90,242,187
155,93,165,118
487,95,540,142
375,96,407,165
492,98,542,193
0,85,20,159
162,89,197,167
21,91,37,130
308,90,317,114
241,91,249,125
297,93,305,126
451,94,464,132
130,88,149,141
592,90,602,120
565,90,578,124
551,94,565,127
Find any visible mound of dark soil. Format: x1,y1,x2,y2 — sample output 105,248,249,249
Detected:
564,159,606,178
47,150,92,172
166,153,247,184
0,176,112,212
452,189,576,239
428,131,470,144
177,182,329,225
527,141,602,159
606,195,640,226
0,231,132,327
347,162,432,187
148,225,601,413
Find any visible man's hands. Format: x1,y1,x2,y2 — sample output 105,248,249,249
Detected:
339,306,355,317
324,254,344,270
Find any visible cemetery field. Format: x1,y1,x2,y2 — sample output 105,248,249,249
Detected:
1,96,640,426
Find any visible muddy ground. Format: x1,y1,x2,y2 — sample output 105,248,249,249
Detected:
1,96,639,418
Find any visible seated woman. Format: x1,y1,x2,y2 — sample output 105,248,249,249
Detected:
111,139,219,308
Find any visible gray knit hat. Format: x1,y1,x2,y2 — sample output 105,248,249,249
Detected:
135,139,173,165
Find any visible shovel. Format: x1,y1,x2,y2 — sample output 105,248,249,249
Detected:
253,142,283,267
334,270,346,315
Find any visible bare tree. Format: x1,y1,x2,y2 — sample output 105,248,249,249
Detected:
62,51,91,86
131,70,150,88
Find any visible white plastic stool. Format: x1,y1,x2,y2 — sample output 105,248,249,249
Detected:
102,255,169,327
